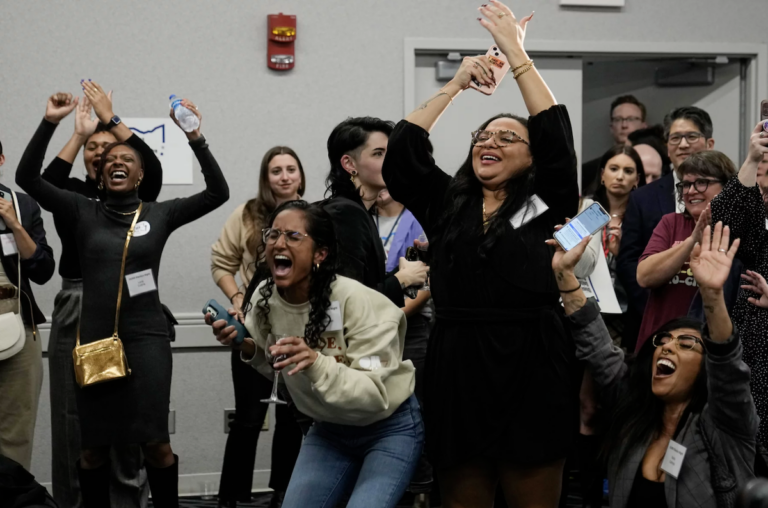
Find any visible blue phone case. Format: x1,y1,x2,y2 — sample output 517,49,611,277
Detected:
203,299,246,345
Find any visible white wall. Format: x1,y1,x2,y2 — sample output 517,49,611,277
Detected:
1,0,767,492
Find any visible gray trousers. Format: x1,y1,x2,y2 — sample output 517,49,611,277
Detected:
48,279,149,508
0,299,42,470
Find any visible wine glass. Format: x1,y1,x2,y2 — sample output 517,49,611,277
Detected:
260,333,288,405
416,233,430,291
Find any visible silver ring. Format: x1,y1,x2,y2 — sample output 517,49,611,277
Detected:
718,248,727,252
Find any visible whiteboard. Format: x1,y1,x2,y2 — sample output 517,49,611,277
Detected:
124,117,194,185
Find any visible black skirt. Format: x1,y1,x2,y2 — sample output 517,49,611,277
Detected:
76,335,172,447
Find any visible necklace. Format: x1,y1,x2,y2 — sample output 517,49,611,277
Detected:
482,199,493,227
104,203,142,216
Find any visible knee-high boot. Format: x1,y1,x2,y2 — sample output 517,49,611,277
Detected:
146,454,179,508
77,460,110,508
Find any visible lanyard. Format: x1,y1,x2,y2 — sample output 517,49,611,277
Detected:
376,208,405,248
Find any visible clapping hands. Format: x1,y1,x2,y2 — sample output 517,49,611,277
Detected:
44,93,78,124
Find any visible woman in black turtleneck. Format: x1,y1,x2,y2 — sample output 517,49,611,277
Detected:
16,83,229,508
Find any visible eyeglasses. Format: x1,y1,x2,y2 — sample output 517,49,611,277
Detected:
652,332,704,351
610,116,643,125
262,228,309,245
674,178,723,194
668,132,705,146
471,130,529,147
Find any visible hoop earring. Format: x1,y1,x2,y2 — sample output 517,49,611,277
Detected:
312,263,320,272
97,180,104,191
135,177,142,190
350,171,358,184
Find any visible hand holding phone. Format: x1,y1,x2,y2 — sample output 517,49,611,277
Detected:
468,45,511,96
0,191,12,231
553,202,611,251
203,299,246,345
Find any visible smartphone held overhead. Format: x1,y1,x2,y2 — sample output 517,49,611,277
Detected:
554,202,612,251
469,45,510,95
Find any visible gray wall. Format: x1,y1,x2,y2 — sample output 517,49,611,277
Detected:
1,0,767,494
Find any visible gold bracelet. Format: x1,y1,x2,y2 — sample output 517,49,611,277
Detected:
510,59,533,74
438,89,454,105
513,64,534,80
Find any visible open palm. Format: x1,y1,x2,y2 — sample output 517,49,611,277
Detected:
689,222,739,292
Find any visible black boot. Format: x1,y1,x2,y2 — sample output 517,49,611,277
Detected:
77,460,110,508
218,421,259,503
146,454,179,508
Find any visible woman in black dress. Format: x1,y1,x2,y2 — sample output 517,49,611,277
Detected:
382,2,578,506
16,82,229,508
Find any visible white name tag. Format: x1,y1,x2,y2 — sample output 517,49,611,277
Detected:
125,269,157,297
326,300,343,332
509,194,549,229
133,221,151,237
660,439,687,479
0,234,18,255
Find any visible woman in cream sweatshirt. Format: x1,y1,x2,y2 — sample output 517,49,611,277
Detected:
208,200,422,508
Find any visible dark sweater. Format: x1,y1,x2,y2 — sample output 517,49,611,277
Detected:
41,128,163,279
16,119,229,342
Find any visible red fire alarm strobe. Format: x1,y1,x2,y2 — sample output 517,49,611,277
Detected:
268,13,296,71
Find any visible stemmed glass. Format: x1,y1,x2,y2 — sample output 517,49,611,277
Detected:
260,333,288,405
416,233,430,291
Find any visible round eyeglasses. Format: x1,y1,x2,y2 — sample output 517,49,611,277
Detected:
471,130,529,147
262,228,309,245
674,178,723,194
652,332,704,351
668,132,705,146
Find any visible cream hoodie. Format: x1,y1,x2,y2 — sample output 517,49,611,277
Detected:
243,276,415,426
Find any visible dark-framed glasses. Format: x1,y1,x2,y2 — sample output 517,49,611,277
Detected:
610,116,642,125
471,129,529,147
668,132,705,146
674,178,722,194
652,332,704,351
262,228,309,245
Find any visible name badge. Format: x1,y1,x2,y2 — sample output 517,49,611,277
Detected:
509,194,549,229
0,234,18,255
134,221,151,237
660,439,687,479
326,301,343,332
125,269,157,297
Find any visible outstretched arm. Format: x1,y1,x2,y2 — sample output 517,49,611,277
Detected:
737,122,768,188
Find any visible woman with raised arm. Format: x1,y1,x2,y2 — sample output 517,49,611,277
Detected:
382,1,578,505
16,82,229,508
40,90,164,508
711,121,768,447
550,222,757,508
208,201,422,508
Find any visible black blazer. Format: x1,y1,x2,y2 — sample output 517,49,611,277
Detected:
0,183,55,326
616,172,676,316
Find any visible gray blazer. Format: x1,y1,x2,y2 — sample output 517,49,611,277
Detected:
567,299,758,508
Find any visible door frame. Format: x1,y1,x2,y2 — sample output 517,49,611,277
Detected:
404,38,767,132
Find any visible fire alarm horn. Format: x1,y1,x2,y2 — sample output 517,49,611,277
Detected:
268,13,296,71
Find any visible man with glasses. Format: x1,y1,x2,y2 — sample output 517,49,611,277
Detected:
582,95,647,195
617,106,715,351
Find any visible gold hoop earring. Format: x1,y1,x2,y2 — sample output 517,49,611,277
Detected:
98,180,104,191
135,178,142,190
350,171,358,184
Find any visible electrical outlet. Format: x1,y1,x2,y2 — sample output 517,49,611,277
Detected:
224,409,235,433
168,410,176,434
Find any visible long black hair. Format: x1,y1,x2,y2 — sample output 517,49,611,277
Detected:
602,316,708,466
433,113,533,266
252,200,339,349
591,144,646,212
324,116,394,204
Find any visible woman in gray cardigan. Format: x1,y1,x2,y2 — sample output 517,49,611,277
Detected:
547,221,757,508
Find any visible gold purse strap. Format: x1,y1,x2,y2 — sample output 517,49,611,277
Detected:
76,202,143,346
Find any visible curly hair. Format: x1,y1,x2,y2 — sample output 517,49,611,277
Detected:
251,200,339,349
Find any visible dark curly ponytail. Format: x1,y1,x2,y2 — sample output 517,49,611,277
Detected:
253,201,339,349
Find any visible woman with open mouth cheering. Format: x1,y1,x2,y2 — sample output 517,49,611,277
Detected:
551,222,757,508
208,200,422,508
16,83,229,508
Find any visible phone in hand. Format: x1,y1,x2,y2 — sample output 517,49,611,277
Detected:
203,299,246,345
403,247,421,300
469,45,511,96
0,190,12,231
553,202,612,251
761,99,768,130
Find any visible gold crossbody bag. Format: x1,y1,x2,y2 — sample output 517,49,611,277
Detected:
73,203,142,388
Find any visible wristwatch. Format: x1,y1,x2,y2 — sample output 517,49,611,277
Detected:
108,115,122,130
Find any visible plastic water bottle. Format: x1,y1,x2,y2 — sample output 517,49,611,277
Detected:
169,95,200,132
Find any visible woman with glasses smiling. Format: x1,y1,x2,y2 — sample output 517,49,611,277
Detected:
551,221,757,508
636,151,736,352
382,1,579,505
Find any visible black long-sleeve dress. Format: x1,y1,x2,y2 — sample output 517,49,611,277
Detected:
17,119,229,446
383,105,579,468
711,177,768,445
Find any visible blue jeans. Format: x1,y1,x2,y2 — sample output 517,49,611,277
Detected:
282,394,424,508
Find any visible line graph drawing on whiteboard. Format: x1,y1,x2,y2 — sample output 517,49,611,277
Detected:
125,118,192,184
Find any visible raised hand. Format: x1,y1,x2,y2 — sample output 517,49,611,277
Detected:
741,270,768,309
449,55,498,91
169,98,202,140
74,95,99,138
690,205,711,246
545,222,592,275
478,0,534,63
45,92,78,124
689,221,739,292
747,121,768,164
81,80,114,124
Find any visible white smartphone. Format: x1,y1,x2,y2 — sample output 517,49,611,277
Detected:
0,190,11,231
553,202,611,251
